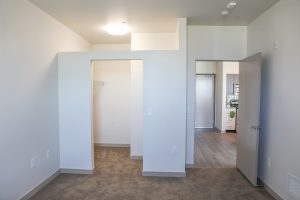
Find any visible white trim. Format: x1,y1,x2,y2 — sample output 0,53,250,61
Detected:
20,170,60,200
264,183,284,200
60,168,93,174
142,171,186,177
94,143,130,148
130,155,143,160
195,127,214,129
185,164,194,168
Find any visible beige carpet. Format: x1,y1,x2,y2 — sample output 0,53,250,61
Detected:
30,147,274,200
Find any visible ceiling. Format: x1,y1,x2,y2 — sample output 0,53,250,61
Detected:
29,0,279,44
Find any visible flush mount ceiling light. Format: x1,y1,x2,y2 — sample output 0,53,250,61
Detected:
221,10,229,16
227,1,237,9
103,21,129,36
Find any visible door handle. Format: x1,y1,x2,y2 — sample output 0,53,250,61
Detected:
251,125,261,130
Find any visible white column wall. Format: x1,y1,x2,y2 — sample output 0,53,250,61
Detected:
215,62,224,131
130,60,144,158
129,21,181,158
58,18,187,175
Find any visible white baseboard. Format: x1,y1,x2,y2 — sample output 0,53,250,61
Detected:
142,171,186,177
130,155,143,160
20,170,60,200
20,168,93,200
94,143,130,148
20,166,283,200
60,168,93,175
264,183,284,200
20,168,185,199
185,164,194,168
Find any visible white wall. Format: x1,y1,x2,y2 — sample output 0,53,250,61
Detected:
129,25,180,158
188,26,247,61
215,62,223,131
59,18,187,175
58,51,187,174
195,61,217,74
131,33,178,50
247,0,300,199
93,61,131,145
130,60,144,158
0,0,91,199
130,27,179,158
186,25,247,165
93,44,131,51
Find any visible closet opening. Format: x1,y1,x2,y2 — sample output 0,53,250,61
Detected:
91,60,144,173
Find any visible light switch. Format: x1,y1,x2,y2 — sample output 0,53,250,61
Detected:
273,41,278,49
146,107,153,116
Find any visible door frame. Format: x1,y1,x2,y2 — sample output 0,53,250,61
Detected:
191,60,240,168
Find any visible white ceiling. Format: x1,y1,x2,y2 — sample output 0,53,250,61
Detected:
29,0,279,44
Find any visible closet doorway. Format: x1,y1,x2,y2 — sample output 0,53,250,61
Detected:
91,60,143,172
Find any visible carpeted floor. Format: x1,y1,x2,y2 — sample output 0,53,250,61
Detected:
30,147,274,200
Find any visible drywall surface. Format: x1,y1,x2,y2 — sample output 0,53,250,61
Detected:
130,60,144,157
58,51,187,175
215,62,223,131
130,29,180,157
58,18,187,175
248,0,300,199
131,33,178,50
188,26,247,61
196,61,217,74
0,0,91,199
186,25,247,164
93,61,131,145
92,44,131,51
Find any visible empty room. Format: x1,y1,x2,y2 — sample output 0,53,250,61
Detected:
1,0,300,200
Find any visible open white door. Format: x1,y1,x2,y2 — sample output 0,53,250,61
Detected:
236,53,262,186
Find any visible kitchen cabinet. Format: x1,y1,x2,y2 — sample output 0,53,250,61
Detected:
223,108,236,131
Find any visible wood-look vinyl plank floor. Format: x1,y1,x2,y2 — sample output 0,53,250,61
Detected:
194,129,237,168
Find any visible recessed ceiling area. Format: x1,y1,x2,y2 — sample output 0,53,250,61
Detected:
28,0,279,44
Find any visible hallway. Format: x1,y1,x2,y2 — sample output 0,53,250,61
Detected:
195,129,237,168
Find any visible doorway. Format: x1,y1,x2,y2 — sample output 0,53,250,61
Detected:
194,61,239,168
91,60,143,171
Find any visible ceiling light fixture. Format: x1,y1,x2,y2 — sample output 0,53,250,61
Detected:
221,10,229,16
227,1,237,9
104,21,129,36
